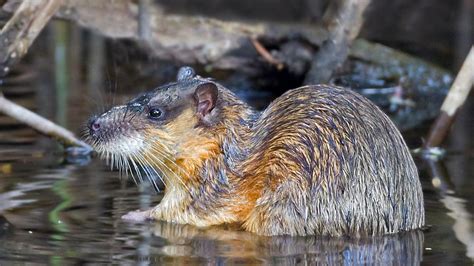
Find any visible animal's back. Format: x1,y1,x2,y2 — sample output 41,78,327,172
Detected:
243,85,425,236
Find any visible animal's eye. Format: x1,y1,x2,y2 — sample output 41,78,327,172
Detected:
148,108,163,119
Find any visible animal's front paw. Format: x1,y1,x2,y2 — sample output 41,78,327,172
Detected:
121,209,153,222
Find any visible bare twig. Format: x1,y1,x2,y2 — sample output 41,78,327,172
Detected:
0,0,62,76
424,46,474,148
250,37,284,70
0,93,92,150
304,0,371,84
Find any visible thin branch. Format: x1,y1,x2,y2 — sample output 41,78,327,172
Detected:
138,0,153,42
250,37,284,70
0,93,92,150
424,46,474,148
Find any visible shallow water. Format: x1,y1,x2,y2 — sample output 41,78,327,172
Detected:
0,127,473,265
0,1,473,264
0,145,472,265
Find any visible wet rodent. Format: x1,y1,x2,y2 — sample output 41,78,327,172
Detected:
86,66,425,237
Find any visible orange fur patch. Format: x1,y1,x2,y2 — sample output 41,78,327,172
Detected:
142,107,223,188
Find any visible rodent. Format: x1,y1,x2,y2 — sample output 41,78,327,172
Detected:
86,66,425,237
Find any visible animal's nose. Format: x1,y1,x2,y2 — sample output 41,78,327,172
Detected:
88,117,101,134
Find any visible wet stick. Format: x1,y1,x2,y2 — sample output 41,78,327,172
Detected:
424,46,474,148
0,93,92,150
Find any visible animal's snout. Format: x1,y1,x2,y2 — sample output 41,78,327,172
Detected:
85,105,138,144
88,116,101,135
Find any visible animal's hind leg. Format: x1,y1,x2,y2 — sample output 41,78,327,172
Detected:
242,183,309,236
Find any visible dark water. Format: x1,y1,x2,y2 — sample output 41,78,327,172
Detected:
0,144,473,265
0,1,473,265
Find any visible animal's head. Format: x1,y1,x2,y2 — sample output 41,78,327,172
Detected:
85,67,229,187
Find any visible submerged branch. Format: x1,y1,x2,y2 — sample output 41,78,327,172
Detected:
0,94,92,150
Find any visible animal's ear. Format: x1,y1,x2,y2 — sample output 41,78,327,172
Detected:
194,82,218,117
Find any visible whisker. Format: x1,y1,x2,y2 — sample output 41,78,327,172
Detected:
129,154,144,183
148,144,191,177
145,146,192,192
133,154,162,192
138,155,165,189
124,158,138,185
91,133,195,193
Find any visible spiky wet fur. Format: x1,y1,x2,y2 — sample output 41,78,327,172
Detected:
86,82,425,237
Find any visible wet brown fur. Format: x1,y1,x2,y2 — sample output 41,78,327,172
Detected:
87,72,425,237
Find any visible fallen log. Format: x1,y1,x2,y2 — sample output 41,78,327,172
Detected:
2,0,328,73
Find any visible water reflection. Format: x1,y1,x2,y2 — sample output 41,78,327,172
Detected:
127,221,425,265
424,157,474,260
0,155,428,265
